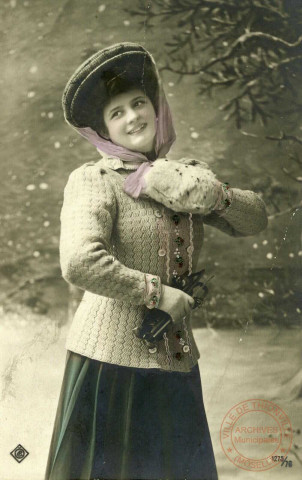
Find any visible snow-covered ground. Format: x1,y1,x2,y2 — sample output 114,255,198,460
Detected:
0,309,301,480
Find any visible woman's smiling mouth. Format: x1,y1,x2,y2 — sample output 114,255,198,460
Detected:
128,123,147,135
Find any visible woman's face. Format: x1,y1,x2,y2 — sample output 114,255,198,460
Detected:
102,89,157,153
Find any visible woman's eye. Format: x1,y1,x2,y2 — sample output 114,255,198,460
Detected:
134,99,146,107
111,110,122,119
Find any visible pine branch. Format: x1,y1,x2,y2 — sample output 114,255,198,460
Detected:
200,32,302,73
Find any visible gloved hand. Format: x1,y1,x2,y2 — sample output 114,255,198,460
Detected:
158,284,195,324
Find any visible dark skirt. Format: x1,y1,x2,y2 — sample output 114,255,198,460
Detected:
45,351,218,480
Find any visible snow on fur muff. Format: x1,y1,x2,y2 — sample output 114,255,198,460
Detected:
140,157,222,215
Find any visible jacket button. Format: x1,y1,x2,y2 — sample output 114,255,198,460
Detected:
158,248,166,257
183,345,190,353
155,209,162,218
148,347,157,354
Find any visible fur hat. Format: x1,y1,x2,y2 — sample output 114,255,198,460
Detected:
62,42,159,130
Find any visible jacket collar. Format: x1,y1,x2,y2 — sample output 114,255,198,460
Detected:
96,151,147,171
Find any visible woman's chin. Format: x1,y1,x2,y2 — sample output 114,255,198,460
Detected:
129,137,155,154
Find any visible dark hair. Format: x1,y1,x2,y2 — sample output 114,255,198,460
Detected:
78,64,159,136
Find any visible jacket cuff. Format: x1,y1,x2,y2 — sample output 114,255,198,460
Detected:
144,274,162,309
213,182,234,213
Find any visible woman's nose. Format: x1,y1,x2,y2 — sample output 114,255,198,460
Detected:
126,107,139,124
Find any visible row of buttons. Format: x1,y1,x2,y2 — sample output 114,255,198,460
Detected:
155,209,194,258
148,345,190,354
158,246,193,257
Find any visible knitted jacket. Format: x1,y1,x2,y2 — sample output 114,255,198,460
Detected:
60,155,268,372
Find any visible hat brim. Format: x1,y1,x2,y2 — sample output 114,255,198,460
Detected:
63,44,158,128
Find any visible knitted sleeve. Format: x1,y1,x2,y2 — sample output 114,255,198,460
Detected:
59,163,148,305
203,188,268,236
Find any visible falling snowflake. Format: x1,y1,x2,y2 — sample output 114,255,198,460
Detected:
41,112,46,117
9,49,16,55
29,65,38,74
98,4,106,12
262,239,268,245
258,292,264,298
43,221,50,227
289,253,294,258
266,252,273,259
168,93,174,97
54,142,61,149
298,251,302,256
253,243,258,249
27,91,36,98
39,183,49,189
47,112,54,118
26,184,36,191
23,130,29,135
33,251,40,258
27,217,32,222
191,132,199,139
168,82,174,87
38,22,44,28
7,240,13,247
123,20,130,26
297,308,301,314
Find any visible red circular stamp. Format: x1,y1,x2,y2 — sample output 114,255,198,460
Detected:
220,399,293,471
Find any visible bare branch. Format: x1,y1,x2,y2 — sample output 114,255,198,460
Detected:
159,64,201,75
268,202,302,220
281,168,302,183
266,133,302,146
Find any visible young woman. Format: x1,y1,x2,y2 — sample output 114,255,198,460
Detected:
45,42,267,480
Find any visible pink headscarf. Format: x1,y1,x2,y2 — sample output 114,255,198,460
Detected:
68,71,176,198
